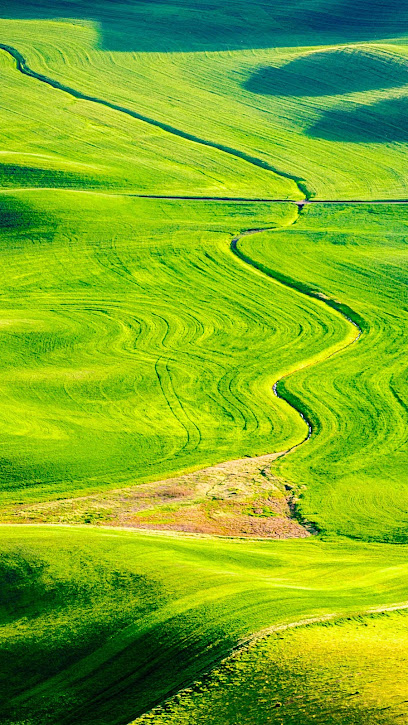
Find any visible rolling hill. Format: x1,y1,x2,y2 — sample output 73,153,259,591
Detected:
0,1,408,724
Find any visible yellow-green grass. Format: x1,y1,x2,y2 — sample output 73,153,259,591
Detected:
238,203,408,543
2,12,408,198
0,44,291,199
135,609,408,725
1,193,407,551
2,525,408,725
1,3,408,724
0,191,353,508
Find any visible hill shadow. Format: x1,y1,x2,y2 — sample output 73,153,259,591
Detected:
1,0,408,53
308,96,408,143
245,49,408,97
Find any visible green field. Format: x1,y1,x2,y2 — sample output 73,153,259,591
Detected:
135,609,408,725
1,1,408,724
2,526,408,725
239,204,408,543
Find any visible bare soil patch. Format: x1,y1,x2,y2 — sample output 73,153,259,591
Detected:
1,453,310,538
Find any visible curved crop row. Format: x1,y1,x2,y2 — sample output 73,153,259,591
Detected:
0,191,352,509
238,203,408,542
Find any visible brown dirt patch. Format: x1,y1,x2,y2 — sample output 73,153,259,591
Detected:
0,453,310,538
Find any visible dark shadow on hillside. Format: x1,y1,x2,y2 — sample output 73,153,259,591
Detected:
0,194,34,232
0,163,105,190
1,0,408,52
308,96,408,143
305,0,407,32
245,49,408,97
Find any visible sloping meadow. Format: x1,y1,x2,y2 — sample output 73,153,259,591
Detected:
0,2,408,724
2,526,408,725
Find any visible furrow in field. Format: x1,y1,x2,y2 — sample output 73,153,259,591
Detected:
230,212,362,466
0,43,309,199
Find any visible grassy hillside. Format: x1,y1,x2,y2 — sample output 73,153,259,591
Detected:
135,609,408,725
2,0,408,52
2,14,408,198
0,191,357,508
0,44,290,198
1,1,408,724
238,204,408,542
2,526,408,725
1,196,406,550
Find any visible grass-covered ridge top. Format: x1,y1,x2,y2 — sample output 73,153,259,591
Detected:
3,0,408,51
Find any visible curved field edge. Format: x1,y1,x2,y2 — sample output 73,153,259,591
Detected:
133,607,408,725
0,45,293,200
2,525,408,725
240,204,408,543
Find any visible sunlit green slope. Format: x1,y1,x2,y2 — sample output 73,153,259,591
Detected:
0,2,408,725
1,6,408,198
135,609,408,725
238,204,408,542
0,192,350,507
2,526,408,725
0,43,292,198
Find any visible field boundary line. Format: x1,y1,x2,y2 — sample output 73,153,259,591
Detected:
230,213,363,483
1,188,408,204
0,43,310,199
